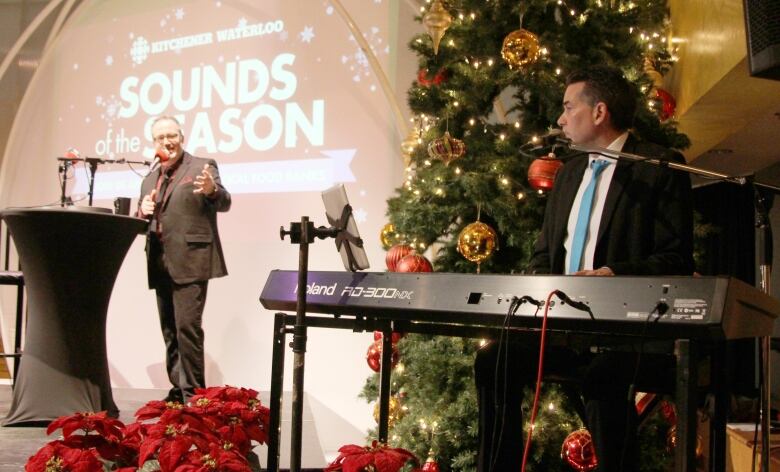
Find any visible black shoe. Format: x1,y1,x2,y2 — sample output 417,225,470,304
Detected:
163,391,183,403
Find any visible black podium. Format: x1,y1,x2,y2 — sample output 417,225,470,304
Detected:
1,207,146,425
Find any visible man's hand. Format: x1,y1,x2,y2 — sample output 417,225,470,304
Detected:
194,164,217,197
140,189,157,217
572,266,614,276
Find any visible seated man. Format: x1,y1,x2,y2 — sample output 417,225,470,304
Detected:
475,65,693,472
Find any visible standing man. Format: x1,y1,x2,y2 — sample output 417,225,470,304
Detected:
138,115,231,403
475,66,694,471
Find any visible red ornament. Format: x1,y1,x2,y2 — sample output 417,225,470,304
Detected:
396,254,433,273
417,67,449,87
527,156,563,191
421,456,440,472
561,429,598,471
655,88,676,121
659,400,676,425
635,392,656,417
373,331,405,344
386,244,414,272
366,339,399,373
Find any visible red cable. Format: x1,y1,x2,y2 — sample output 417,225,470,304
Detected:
520,290,557,472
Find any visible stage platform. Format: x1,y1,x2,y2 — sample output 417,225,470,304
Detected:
0,385,341,471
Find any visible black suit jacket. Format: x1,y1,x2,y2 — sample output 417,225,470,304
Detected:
139,152,231,288
528,134,694,275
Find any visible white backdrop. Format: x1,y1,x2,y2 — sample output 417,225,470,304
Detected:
0,0,418,462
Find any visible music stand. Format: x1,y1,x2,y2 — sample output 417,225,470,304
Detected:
277,184,368,472
322,184,370,271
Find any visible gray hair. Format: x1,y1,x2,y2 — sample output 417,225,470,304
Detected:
152,115,184,137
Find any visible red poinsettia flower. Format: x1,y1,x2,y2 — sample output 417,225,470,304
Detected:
25,386,271,472
47,411,125,442
138,422,209,469
25,441,103,472
325,441,418,472
60,434,122,463
195,386,259,404
171,444,251,472
136,400,215,437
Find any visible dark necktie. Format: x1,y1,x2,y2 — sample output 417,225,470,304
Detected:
152,170,171,235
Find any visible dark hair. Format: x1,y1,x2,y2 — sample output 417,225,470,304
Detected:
565,66,638,131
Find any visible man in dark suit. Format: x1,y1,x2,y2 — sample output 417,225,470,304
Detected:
138,115,231,403
475,66,694,471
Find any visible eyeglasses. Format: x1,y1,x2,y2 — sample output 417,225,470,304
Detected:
153,133,181,143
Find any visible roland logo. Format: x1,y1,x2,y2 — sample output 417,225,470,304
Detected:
294,282,338,296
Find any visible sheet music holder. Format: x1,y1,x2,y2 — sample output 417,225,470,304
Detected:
321,184,370,271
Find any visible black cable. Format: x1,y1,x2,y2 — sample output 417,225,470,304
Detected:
489,296,539,471
488,296,520,471
618,300,668,471
553,290,596,320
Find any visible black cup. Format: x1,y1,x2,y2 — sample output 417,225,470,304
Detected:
114,197,131,215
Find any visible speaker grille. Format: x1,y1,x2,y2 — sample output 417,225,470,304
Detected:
744,0,780,80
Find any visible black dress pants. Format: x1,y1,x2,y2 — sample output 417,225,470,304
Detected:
474,337,675,472
151,237,209,401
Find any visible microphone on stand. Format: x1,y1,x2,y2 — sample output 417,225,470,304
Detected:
521,129,570,151
60,147,82,166
65,147,81,159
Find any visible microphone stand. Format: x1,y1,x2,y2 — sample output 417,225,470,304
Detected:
57,156,149,206
58,160,71,207
85,157,101,207
570,142,778,472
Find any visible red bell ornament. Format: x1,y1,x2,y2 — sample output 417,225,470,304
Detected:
527,155,563,191
396,254,433,273
386,244,414,272
561,429,598,471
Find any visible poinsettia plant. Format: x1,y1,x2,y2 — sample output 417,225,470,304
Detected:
325,440,420,472
25,386,270,472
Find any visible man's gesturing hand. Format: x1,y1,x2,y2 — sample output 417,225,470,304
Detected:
140,189,157,217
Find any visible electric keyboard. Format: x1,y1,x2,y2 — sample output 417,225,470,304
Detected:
260,271,780,340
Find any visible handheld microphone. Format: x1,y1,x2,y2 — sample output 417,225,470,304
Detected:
156,148,171,163
148,149,170,172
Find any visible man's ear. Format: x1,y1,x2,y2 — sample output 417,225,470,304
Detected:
592,102,609,126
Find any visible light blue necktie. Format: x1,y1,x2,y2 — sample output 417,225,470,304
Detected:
568,159,609,273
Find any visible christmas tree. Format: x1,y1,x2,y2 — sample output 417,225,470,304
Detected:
363,0,688,470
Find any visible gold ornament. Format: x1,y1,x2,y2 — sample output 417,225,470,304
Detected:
373,395,406,427
401,127,419,162
423,0,452,55
501,29,541,69
457,221,498,265
380,223,399,250
427,131,466,166
643,56,664,89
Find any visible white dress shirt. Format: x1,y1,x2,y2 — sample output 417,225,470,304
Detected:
563,132,628,274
